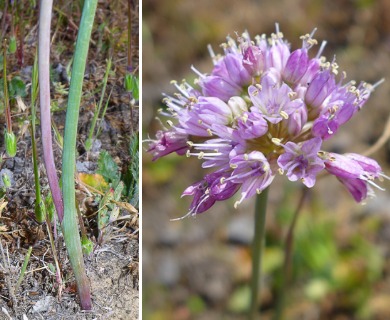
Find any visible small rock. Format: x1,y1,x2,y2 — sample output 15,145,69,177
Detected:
226,215,254,245
157,252,180,286
32,296,55,313
76,161,97,173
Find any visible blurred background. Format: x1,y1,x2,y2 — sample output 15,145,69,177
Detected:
143,0,390,319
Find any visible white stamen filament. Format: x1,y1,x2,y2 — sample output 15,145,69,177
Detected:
316,40,327,59
191,65,205,78
186,151,223,159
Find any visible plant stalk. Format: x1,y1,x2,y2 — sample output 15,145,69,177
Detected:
38,0,64,222
249,187,269,320
127,0,132,72
61,0,98,310
273,188,308,320
3,43,12,133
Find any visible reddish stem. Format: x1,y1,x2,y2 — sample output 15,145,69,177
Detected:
38,0,64,222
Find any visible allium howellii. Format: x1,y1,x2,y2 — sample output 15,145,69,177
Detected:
148,26,387,217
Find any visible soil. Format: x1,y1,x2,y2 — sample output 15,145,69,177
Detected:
0,1,139,319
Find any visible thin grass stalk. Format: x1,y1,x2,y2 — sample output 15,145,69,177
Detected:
3,43,11,134
30,55,45,223
0,0,8,43
127,0,132,72
85,57,112,151
14,246,32,292
45,218,63,299
3,42,16,158
61,0,98,310
127,0,135,135
249,187,269,320
38,0,64,222
95,88,113,138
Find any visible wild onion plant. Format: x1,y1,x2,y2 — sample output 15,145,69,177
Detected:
147,25,388,318
39,0,98,310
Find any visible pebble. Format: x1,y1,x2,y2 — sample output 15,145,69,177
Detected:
31,296,55,313
157,252,180,286
226,215,254,245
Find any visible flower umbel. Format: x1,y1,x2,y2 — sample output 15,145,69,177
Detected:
148,25,386,216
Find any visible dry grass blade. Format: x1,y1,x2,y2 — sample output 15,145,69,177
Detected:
363,114,390,156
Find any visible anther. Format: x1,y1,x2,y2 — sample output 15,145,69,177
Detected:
280,111,289,119
271,138,282,146
288,92,297,100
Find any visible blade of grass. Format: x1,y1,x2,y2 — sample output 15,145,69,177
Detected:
14,246,32,292
61,0,98,310
85,57,112,151
95,88,113,138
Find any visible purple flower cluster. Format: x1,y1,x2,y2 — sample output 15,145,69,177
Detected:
148,26,387,217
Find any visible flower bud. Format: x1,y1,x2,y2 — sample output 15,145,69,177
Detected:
265,41,290,73
81,235,94,255
5,131,17,157
201,75,241,101
283,49,309,84
222,54,251,86
228,96,248,117
1,171,11,189
287,104,308,136
305,70,335,110
243,45,265,76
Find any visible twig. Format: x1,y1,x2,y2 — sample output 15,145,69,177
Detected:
0,239,17,307
363,114,390,156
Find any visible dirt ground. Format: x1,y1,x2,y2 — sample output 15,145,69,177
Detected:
143,0,390,319
0,1,139,319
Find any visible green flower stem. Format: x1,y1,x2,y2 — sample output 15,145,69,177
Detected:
249,187,269,320
62,0,98,311
273,188,308,320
